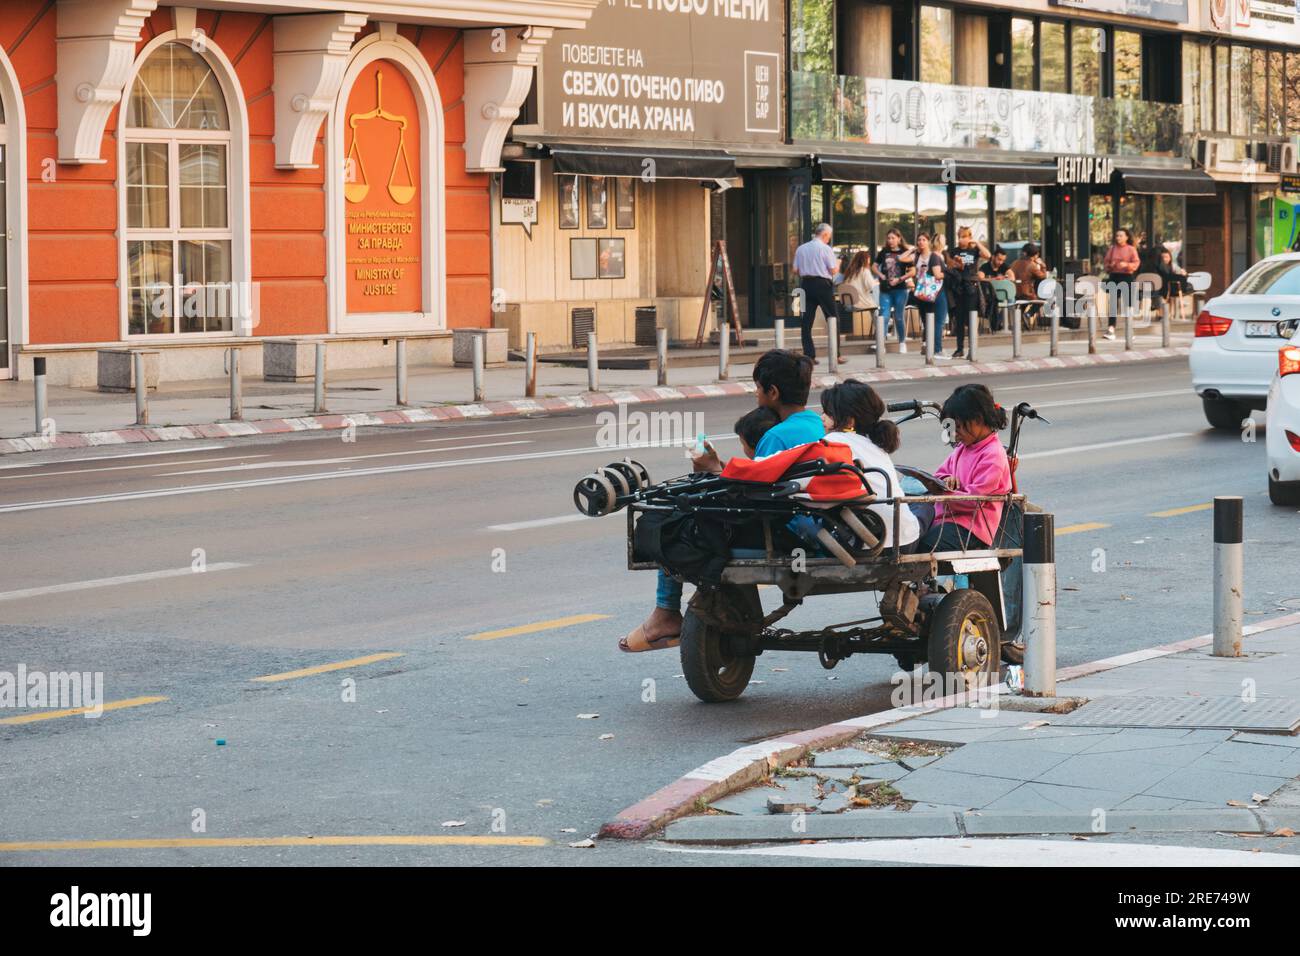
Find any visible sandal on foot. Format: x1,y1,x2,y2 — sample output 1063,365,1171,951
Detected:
619,624,680,653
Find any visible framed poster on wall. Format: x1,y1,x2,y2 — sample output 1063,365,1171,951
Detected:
558,176,580,229
586,176,608,229
598,238,625,279
570,237,598,279
615,178,635,229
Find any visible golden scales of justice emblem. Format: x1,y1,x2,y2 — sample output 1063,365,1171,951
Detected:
344,69,416,205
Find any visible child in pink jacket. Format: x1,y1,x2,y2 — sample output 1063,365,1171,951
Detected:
919,384,1011,551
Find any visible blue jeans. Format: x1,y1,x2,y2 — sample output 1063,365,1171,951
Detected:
656,570,682,612
932,290,948,353
878,286,910,343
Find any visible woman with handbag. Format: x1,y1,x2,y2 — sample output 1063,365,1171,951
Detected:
906,232,946,359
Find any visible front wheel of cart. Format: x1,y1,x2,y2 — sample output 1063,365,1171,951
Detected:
927,589,1000,687
680,610,755,703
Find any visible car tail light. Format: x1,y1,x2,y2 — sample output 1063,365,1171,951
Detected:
1282,345,1300,377
1288,430,1300,452
1195,311,1232,337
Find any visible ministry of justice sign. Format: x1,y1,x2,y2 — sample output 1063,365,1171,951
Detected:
541,0,783,144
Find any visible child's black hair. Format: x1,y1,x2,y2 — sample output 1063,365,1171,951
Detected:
819,379,900,454
941,383,1008,431
734,406,779,452
752,349,814,407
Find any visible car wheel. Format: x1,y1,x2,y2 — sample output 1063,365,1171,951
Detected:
1269,476,1300,506
1203,395,1248,431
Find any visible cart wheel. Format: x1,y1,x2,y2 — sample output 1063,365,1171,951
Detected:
927,589,1000,686
680,610,755,703
600,465,631,497
625,459,651,488
572,472,617,517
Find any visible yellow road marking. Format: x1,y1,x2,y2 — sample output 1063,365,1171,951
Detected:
467,613,610,641
252,652,404,683
1056,522,1110,535
0,695,168,726
1149,502,1213,518
0,835,549,852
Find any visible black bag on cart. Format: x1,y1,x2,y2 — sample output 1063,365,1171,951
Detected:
633,511,732,586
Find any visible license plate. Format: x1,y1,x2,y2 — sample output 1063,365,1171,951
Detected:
1245,321,1282,338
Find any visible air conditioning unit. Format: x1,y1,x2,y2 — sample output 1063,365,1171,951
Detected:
1268,142,1297,174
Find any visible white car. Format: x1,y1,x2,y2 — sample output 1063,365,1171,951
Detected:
1266,328,1300,505
1190,253,1300,430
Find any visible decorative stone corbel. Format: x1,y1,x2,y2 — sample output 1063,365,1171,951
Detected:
463,26,553,174
56,0,158,164
272,12,368,170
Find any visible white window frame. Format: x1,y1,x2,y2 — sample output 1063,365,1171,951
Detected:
117,32,252,342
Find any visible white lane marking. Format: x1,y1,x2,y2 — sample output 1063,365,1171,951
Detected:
156,440,531,475
0,454,273,481
0,563,248,603
999,376,1117,391
419,423,600,443
488,514,596,532
1019,432,1194,460
0,445,227,471
1034,388,1186,410
0,442,709,513
659,838,1300,867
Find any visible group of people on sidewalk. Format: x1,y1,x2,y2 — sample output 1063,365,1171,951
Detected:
620,348,1012,653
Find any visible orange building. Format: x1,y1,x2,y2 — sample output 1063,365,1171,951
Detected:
0,1,597,384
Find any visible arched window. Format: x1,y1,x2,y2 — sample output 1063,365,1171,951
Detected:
124,41,232,335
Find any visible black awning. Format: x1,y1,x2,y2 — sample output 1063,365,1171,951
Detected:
549,144,736,180
956,160,1058,185
1115,165,1217,196
818,156,945,184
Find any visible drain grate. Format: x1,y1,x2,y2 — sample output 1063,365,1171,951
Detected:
1049,696,1300,732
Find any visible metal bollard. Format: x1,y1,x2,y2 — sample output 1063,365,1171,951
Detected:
1123,308,1134,351
718,327,730,381
827,314,839,372
1160,298,1171,349
133,351,148,426
33,356,48,437
875,309,886,369
586,331,599,392
1022,512,1057,697
228,348,243,421
526,331,538,397
967,309,980,363
1086,303,1097,355
774,318,785,351
923,313,934,366
472,334,486,403
314,341,327,414
395,338,408,406
655,327,668,387
1049,307,1060,358
1213,496,1244,657
1010,307,1022,360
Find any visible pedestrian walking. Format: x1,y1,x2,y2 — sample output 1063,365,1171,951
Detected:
1103,228,1140,340
872,228,916,353
793,223,843,363
906,232,946,358
946,226,990,359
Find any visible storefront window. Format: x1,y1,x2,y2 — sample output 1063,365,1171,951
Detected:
1117,194,1150,265
1088,195,1113,276
876,184,915,243
830,184,871,253
954,185,988,243
1072,26,1102,98
1253,49,1269,136
919,6,954,85
994,185,1036,249
1153,195,1185,265
1113,31,1142,100
1269,50,1285,136
1011,18,1035,91
1231,46,1253,137
125,41,232,335
1287,53,1300,136
916,184,948,243
790,0,835,74
1040,22,1067,94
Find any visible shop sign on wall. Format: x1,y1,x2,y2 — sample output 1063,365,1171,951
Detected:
344,62,422,314
541,0,784,144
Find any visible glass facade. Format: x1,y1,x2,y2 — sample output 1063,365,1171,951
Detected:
1071,25,1102,97
1040,21,1067,94
1011,18,1035,91
919,5,954,84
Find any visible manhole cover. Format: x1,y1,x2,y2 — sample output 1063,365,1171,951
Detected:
1050,696,1300,732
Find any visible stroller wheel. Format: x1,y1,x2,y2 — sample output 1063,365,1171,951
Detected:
573,472,617,517
605,460,642,493
624,459,651,489
600,465,631,497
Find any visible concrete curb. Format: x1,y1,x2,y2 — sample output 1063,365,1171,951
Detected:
1,346,1190,457
598,609,1300,841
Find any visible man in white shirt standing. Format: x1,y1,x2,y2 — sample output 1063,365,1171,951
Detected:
792,223,844,363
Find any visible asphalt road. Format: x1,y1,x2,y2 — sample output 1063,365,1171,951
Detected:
2,357,1297,867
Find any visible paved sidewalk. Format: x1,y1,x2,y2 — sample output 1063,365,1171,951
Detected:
604,613,1300,842
0,329,1192,455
